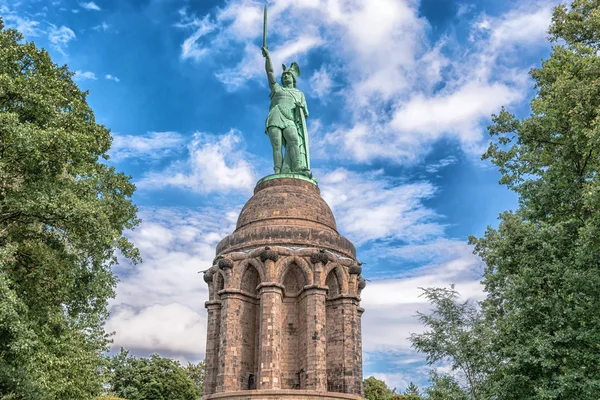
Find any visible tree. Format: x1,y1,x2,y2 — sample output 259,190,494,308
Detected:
409,287,492,399
469,0,600,398
185,360,205,397
423,371,467,400
0,18,139,399
109,349,201,400
363,376,396,400
400,382,424,399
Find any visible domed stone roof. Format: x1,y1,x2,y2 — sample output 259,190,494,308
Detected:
216,178,355,258
236,178,337,231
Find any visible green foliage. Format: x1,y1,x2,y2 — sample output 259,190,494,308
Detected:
109,349,201,400
410,287,492,399
423,372,467,400
468,0,600,398
185,360,205,397
399,381,424,399
0,17,139,399
363,377,425,400
363,376,396,400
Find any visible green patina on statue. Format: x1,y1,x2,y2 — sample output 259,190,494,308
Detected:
261,4,312,179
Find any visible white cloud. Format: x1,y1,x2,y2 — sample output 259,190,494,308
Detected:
215,0,262,39
108,206,239,358
105,74,120,82
317,78,523,165
473,5,554,50
74,70,96,80
107,303,206,356
320,168,441,244
3,14,44,37
137,130,255,194
80,1,100,11
390,81,522,139
310,65,334,99
48,24,76,54
109,131,185,162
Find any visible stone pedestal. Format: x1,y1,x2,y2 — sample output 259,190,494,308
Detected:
203,178,366,400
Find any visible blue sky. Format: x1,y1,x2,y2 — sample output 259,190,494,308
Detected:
2,0,560,391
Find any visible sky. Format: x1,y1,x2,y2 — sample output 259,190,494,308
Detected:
2,0,561,391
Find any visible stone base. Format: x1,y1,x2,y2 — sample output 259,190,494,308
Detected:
203,390,363,400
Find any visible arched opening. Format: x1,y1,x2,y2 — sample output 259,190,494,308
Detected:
281,263,307,389
241,264,260,295
326,267,344,393
239,264,260,390
282,263,305,296
326,269,340,299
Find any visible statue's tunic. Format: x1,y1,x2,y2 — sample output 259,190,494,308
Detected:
265,83,308,132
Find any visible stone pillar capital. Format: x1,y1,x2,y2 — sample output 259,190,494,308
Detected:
205,300,222,309
257,282,285,294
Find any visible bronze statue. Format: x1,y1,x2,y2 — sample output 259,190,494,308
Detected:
261,4,311,176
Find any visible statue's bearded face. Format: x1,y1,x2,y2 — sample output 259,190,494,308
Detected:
281,72,294,87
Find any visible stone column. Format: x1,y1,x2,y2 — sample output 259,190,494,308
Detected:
204,300,221,395
257,283,284,389
303,285,328,391
357,306,365,396
216,293,244,392
341,297,362,395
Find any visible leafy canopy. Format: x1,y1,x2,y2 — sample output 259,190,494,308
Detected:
470,0,600,398
108,349,202,400
363,376,397,400
0,17,139,400
410,287,491,399
363,377,425,400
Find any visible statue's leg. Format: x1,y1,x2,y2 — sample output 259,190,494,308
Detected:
267,127,283,174
282,125,300,172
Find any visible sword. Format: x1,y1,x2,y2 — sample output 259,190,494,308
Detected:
262,3,267,50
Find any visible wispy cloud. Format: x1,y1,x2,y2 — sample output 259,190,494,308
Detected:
74,70,96,80
425,156,457,174
3,14,44,37
109,131,185,162
93,22,109,31
310,65,335,99
48,24,76,55
178,14,217,61
80,1,100,11
105,74,120,82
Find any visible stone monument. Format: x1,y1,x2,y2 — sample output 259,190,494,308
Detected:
201,6,366,400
